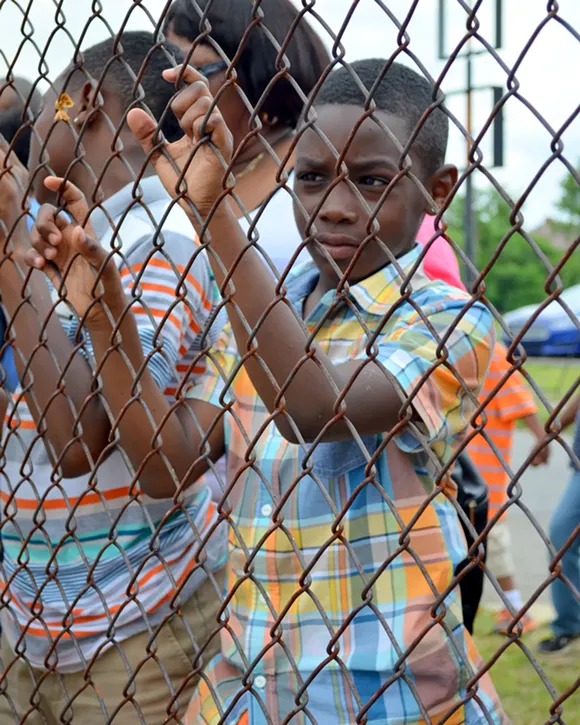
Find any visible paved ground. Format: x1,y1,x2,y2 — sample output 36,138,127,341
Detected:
481,429,575,621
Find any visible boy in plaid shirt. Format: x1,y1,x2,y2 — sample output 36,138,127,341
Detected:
28,59,509,724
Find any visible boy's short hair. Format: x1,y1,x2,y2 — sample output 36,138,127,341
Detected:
163,0,330,128
63,31,185,142
316,59,449,177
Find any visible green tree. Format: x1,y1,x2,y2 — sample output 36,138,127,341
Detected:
445,188,580,313
556,164,580,229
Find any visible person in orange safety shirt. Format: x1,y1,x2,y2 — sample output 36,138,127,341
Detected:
468,341,550,634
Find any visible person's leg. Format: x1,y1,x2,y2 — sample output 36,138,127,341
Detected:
0,635,58,725
58,568,225,724
543,470,580,645
486,519,536,633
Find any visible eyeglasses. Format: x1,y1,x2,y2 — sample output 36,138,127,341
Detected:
196,60,228,79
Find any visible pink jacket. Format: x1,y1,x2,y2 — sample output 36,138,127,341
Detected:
417,216,466,291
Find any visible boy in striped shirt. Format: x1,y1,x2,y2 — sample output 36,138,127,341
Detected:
0,32,226,724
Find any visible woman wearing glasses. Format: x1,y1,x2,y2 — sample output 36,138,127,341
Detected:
163,0,331,506
163,0,330,274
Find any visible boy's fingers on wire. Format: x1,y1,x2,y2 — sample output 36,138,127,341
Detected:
129,64,209,159
178,97,232,159
33,203,66,245
163,64,209,92
193,111,231,154
71,226,103,263
169,79,212,126
127,108,168,169
43,176,95,235
164,68,232,152
24,246,58,283
29,232,58,262
180,96,214,139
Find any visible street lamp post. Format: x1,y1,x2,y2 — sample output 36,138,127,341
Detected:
438,0,504,287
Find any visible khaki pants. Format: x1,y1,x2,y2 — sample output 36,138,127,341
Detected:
486,518,516,581
0,568,225,725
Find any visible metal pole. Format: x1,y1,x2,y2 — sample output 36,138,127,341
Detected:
463,42,476,286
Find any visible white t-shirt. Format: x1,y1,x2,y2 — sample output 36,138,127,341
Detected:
237,172,310,275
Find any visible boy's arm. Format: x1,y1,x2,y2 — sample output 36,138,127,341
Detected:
529,392,579,467
522,412,544,440
129,66,492,445
490,362,550,466
521,412,550,465
84,291,225,499
0,144,109,476
560,393,580,431
193,207,492,449
27,180,225,498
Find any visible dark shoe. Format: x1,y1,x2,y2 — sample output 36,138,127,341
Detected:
537,633,580,653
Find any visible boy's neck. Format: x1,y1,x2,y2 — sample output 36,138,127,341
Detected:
303,242,416,318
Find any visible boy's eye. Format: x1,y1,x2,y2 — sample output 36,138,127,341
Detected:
296,171,325,183
359,176,390,187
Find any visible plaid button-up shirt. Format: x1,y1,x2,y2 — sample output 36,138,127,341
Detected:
185,245,508,725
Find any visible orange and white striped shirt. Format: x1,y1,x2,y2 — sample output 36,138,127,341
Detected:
468,342,537,519
1,177,227,671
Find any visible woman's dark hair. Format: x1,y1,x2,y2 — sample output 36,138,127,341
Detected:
163,0,330,128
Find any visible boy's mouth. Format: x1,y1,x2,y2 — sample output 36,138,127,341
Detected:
315,233,360,261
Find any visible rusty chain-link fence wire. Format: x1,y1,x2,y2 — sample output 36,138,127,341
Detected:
0,0,578,723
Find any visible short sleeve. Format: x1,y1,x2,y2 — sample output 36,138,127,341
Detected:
492,367,537,422
185,322,239,410
120,231,222,392
376,293,494,456
417,217,466,292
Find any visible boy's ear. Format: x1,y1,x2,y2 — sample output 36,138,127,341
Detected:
72,81,101,129
425,164,458,214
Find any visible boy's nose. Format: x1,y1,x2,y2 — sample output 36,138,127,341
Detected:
318,182,358,225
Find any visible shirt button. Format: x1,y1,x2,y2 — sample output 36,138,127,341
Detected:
255,675,266,689
261,504,272,517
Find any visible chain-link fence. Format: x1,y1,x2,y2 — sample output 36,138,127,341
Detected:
0,0,578,723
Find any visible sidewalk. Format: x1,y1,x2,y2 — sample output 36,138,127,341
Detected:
481,428,573,621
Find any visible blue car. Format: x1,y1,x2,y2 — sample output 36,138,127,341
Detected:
503,284,580,357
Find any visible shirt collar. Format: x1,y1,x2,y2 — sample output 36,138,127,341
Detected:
285,244,433,317
89,176,171,241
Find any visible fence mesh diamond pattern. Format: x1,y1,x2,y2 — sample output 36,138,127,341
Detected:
0,0,578,724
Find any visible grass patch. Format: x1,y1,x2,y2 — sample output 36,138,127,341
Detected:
510,358,580,426
473,609,580,724
521,359,579,403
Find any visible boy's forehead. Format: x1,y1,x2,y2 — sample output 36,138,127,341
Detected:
297,104,412,163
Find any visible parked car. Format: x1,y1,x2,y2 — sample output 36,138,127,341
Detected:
503,284,580,357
